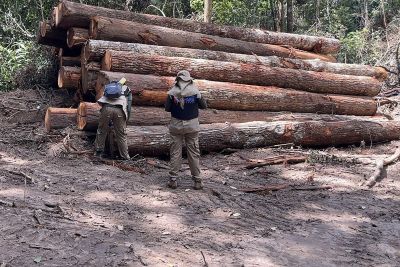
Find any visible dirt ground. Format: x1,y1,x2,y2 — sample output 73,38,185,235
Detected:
0,89,400,266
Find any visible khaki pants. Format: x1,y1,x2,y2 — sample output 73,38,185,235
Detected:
95,106,130,160
169,132,201,180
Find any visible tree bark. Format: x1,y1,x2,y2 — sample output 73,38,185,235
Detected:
37,20,68,48
58,66,81,89
77,101,386,132
81,62,100,93
67,27,89,48
90,16,335,62
95,71,378,116
102,52,381,96
124,120,400,156
204,0,212,23
84,40,386,80
55,0,339,54
287,0,294,32
60,56,81,67
45,107,77,131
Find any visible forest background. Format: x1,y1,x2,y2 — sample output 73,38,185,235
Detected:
1,0,400,91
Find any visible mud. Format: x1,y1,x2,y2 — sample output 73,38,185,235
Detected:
0,90,399,266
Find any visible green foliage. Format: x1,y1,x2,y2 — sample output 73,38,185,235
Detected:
0,41,55,91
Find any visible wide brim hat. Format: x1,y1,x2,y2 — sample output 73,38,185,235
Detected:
176,70,193,82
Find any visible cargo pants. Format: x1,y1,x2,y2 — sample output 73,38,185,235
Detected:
169,131,201,181
95,105,130,160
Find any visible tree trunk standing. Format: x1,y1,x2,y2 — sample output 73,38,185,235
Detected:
287,0,294,33
270,0,278,31
77,101,386,132
101,52,381,96
45,107,77,132
181,0,192,17
279,0,285,32
204,0,212,23
58,66,81,89
315,0,321,30
90,17,335,61
95,71,378,116
55,0,340,54
84,40,387,79
124,120,400,156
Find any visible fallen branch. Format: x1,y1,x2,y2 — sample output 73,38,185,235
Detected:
245,155,307,169
242,184,332,193
0,199,15,207
200,251,209,267
363,146,400,188
6,170,35,184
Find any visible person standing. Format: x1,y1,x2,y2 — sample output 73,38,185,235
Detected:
94,78,132,160
165,70,207,190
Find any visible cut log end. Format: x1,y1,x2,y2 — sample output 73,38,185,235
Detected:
77,102,88,130
58,66,81,89
102,50,112,71
67,27,89,48
45,107,77,132
89,17,99,39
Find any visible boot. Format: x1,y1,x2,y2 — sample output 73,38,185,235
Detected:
167,178,178,189
193,178,203,190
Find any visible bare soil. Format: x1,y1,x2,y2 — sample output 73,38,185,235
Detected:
0,90,399,266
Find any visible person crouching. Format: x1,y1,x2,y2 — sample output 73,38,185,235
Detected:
165,70,207,190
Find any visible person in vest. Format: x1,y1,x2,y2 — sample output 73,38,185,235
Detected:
165,70,207,190
94,78,132,160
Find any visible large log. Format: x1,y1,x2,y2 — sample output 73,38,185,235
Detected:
60,56,81,67
81,62,100,93
45,107,77,131
102,52,381,96
58,66,81,89
84,40,387,80
77,102,387,132
90,16,335,62
95,72,378,116
55,0,339,54
125,120,400,156
37,20,68,48
67,27,89,48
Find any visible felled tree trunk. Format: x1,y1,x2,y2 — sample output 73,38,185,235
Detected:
84,40,387,80
101,53,381,96
45,107,77,131
81,62,100,93
125,120,400,156
60,56,81,67
95,72,378,116
90,16,335,62
67,27,89,48
77,101,386,132
58,66,81,89
55,0,339,54
37,20,68,48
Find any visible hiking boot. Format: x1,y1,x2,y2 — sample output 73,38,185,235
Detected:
193,179,204,190
167,178,178,189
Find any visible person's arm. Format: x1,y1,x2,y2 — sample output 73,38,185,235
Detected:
198,97,207,109
165,95,173,112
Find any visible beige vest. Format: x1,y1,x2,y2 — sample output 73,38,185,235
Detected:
97,95,128,120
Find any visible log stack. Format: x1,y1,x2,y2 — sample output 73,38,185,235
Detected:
39,0,399,156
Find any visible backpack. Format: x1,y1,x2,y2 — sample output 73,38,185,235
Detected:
104,81,123,99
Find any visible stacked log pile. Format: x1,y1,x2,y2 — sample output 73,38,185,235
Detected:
40,0,400,156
